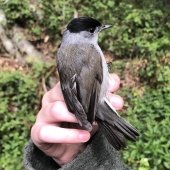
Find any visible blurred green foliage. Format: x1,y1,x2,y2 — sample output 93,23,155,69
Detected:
111,54,170,170
0,0,170,170
0,61,54,170
2,0,33,25
123,85,170,170
2,0,170,57
0,71,37,169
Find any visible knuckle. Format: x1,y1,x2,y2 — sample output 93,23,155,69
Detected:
51,101,67,118
51,101,59,114
31,122,45,143
38,126,45,142
50,102,62,119
37,124,48,143
42,92,49,106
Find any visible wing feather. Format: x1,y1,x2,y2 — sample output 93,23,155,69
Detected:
56,44,103,130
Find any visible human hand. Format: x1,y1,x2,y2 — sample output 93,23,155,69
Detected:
31,73,124,166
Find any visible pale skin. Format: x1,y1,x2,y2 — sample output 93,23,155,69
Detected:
31,74,124,166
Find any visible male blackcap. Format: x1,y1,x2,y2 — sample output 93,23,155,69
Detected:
56,17,139,150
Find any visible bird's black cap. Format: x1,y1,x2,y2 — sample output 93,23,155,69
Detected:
67,17,102,33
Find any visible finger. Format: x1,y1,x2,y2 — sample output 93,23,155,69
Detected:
108,73,120,92
37,101,78,123
33,124,90,144
42,82,64,107
108,93,124,110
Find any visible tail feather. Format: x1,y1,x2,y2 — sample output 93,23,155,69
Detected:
96,99,139,150
100,122,121,150
118,117,139,135
114,118,138,141
100,121,126,150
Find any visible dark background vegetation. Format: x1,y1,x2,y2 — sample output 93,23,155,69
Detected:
0,0,170,169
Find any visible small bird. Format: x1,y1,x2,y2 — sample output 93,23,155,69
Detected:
56,17,139,150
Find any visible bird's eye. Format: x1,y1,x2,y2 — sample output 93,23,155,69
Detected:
89,28,95,33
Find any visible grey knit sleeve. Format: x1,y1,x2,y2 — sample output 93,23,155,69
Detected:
24,130,129,170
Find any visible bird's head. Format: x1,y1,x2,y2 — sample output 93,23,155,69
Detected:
63,17,112,44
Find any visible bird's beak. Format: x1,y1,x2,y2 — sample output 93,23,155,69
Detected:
100,24,112,31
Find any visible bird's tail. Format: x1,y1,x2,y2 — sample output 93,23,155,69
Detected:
97,98,139,150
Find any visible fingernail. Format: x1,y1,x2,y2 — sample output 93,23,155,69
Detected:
110,95,124,110
109,77,116,86
111,74,120,82
108,77,120,92
78,131,90,142
108,78,116,91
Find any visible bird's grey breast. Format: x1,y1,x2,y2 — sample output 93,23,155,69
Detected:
58,42,109,103
57,43,102,80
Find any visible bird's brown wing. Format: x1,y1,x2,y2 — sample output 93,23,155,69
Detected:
56,44,103,131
